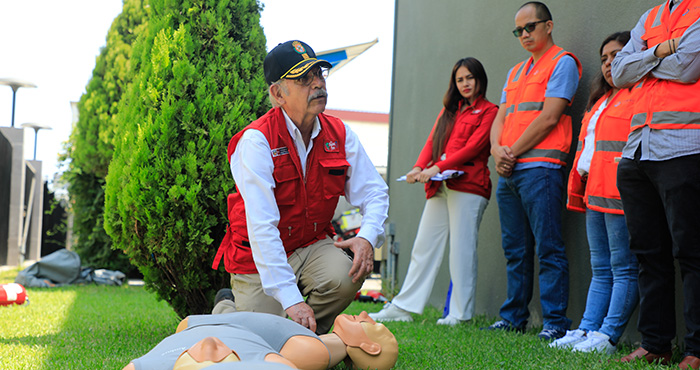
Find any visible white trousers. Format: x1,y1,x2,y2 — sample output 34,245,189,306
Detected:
392,184,488,320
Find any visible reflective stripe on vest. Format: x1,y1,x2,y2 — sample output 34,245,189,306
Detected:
587,195,623,211
650,3,663,28
518,101,543,112
519,148,568,163
650,111,700,126
594,140,626,153
631,113,647,129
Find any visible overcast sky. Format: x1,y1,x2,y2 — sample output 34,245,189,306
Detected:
0,0,394,182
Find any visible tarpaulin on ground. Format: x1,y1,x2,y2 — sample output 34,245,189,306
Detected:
14,249,126,287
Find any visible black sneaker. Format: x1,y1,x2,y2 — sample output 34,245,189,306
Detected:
214,288,235,307
481,319,525,333
537,327,566,341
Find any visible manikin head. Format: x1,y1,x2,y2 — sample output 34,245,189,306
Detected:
332,311,399,370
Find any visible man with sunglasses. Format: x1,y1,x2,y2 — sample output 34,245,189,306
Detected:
611,1,700,368
485,2,581,341
213,40,389,335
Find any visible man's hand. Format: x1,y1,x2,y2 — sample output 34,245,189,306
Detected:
655,36,682,58
491,145,516,177
285,302,317,333
335,237,373,283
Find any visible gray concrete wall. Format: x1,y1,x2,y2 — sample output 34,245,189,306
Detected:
387,0,677,343
25,160,43,262
0,131,11,265
0,127,26,266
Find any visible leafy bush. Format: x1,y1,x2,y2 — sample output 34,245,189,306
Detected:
64,0,149,276
104,0,269,317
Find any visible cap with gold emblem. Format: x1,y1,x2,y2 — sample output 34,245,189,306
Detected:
264,40,332,84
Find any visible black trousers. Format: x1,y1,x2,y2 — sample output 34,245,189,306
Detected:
617,151,700,355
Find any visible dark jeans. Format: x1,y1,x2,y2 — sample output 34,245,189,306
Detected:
496,167,571,331
617,152,700,356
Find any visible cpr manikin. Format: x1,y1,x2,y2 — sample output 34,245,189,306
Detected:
122,311,398,370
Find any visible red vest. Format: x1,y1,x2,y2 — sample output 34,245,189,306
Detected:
567,89,634,215
502,45,582,166
213,107,348,274
631,1,700,132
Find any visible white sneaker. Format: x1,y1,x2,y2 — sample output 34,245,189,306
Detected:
548,329,587,349
572,331,616,354
368,302,413,322
436,316,467,326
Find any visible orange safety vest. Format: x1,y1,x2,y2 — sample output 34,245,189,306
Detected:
567,88,634,215
501,45,582,166
630,0,700,132
213,107,348,274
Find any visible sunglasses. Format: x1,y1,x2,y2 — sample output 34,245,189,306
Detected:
512,20,548,37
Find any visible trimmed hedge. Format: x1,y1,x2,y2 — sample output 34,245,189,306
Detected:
104,0,269,317
63,0,149,276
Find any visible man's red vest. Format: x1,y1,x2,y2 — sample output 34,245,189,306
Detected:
630,0,700,132
501,45,582,166
567,88,634,215
213,107,348,274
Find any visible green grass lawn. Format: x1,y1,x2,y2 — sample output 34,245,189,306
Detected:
0,267,673,369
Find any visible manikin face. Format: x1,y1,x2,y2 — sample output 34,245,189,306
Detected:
601,40,624,88
334,312,381,353
333,312,398,370
172,337,239,370
514,5,551,54
455,65,477,104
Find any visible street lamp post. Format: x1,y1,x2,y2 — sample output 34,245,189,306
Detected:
21,123,52,160
0,78,37,128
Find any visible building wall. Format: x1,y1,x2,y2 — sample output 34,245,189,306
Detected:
388,0,680,342
0,127,26,266
325,109,389,169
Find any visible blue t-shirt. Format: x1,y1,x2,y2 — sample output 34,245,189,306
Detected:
500,55,580,170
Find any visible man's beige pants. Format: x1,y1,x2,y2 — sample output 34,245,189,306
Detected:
215,237,363,334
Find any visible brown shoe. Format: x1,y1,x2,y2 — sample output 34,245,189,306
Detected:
617,346,672,365
679,355,700,370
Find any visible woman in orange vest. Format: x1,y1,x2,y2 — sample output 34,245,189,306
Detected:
549,31,639,355
369,57,497,325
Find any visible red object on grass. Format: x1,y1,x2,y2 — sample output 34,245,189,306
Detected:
0,283,28,306
354,289,387,303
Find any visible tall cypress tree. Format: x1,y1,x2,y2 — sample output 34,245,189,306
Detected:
104,0,268,316
64,0,149,276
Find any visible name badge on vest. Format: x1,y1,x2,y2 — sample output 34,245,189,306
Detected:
472,109,482,114
324,141,339,153
271,147,289,157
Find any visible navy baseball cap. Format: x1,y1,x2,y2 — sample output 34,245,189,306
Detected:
264,40,332,84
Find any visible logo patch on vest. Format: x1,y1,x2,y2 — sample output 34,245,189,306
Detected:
271,147,289,157
324,141,339,152
472,109,482,114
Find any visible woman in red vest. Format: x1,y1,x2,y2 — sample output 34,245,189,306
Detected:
369,57,497,325
550,31,639,355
